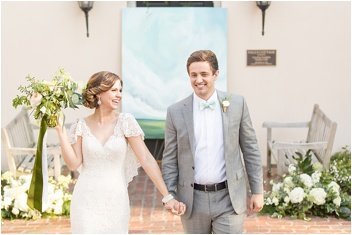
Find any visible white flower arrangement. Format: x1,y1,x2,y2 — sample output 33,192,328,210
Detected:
289,187,305,203
1,171,73,220
309,188,327,205
261,148,351,220
299,174,313,188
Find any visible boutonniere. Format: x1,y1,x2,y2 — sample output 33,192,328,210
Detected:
221,97,230,113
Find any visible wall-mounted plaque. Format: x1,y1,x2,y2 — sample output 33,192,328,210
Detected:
247,49,276,66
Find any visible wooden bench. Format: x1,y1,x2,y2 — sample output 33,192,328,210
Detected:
263,104,337,175
2,108,62,179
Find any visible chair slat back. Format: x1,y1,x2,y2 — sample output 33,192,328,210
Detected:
307,104,337,167
5,108,35,148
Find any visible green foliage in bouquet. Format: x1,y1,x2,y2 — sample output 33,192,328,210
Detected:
12,69,83,127
1,172,73,220
261,147,351,221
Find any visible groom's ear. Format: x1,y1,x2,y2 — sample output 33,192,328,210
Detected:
213,70,219,80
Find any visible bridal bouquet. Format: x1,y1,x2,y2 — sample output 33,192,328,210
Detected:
12,69,83,212
13,69,83,127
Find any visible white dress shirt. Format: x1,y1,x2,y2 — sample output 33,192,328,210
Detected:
193,91,227,185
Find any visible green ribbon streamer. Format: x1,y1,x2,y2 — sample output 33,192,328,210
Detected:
27,116,47,212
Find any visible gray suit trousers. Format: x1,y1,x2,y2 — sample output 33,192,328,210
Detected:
181,188,246,234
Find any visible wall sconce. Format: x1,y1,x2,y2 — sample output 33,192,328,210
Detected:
78,1,94,37
256,1,271,36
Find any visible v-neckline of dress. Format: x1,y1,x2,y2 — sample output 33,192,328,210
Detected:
82,115,121,148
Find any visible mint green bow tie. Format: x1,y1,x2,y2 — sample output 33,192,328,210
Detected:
200,100,216,110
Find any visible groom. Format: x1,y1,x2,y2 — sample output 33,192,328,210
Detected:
162,50,263,233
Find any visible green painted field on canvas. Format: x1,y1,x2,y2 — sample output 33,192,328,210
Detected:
136,119,165,139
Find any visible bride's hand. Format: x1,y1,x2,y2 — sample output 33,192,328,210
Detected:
54,113,65,133
164,199,186,216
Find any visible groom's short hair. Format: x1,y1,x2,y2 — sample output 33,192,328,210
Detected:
186,50,219,75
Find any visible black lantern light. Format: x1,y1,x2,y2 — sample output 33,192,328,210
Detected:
78,1,94,37
256,1,271,36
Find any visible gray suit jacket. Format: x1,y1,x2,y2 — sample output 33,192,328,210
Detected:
162,90,263,219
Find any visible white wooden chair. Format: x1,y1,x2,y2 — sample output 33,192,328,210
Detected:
2,108,62,179
263,104,337,175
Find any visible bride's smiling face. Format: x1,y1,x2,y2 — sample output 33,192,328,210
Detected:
98,80,122,109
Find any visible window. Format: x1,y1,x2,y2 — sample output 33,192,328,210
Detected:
127,1,221,8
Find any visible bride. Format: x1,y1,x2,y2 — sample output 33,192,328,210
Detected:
55,71,186,233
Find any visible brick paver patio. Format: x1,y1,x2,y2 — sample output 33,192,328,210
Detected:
1,167,351,234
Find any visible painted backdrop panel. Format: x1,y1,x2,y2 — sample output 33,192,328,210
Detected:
122,8,227,138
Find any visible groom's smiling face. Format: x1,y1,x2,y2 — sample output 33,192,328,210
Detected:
188,61,219,100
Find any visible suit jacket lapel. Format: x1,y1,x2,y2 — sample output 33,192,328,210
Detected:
217,90,230,160
182,95,196,158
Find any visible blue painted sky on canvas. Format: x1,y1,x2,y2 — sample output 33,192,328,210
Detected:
122,8,227,119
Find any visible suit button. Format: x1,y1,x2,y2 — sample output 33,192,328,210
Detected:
191,184,194,187
192,166,194,170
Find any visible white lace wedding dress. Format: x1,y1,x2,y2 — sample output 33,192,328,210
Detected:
68,113,143,234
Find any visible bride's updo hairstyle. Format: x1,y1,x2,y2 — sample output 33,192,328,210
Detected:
82,71,122,109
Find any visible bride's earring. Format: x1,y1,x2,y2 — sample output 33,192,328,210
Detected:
97,97,102,106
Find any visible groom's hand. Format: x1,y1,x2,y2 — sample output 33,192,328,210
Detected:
248,193,264,213
164,199,186,216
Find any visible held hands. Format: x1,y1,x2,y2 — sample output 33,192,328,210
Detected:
164,199,186,216
248,193,264,213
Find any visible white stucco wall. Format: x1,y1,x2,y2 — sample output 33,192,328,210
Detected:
1,1,350,170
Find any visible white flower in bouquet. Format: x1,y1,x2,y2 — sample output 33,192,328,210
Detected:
76,81,86,94
272,182,282,192
53,202,63,215
333,196,341,207
283,187,291,194
283,176,294,187
2,194,13,210
53,189,64,201
3,186,15,203
328,181,340,194
63,193,72,201
29,92,43,107
10,178,21,188
12,207,20,215
284,196,290,203
265,197,273,205
288,164,296,174
1,171,14,181
47,183,55,195
309,188,327,205
312,162,324,172
272,197,279,206
300,174,313,188
14,192,29,212
289,187,305,203
57,174,72,188
19,174,32,183
311,171,322,184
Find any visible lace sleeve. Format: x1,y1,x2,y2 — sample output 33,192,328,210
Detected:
125,145,141,184
122,113,144,184
122,113,145,138
68,119,83,144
